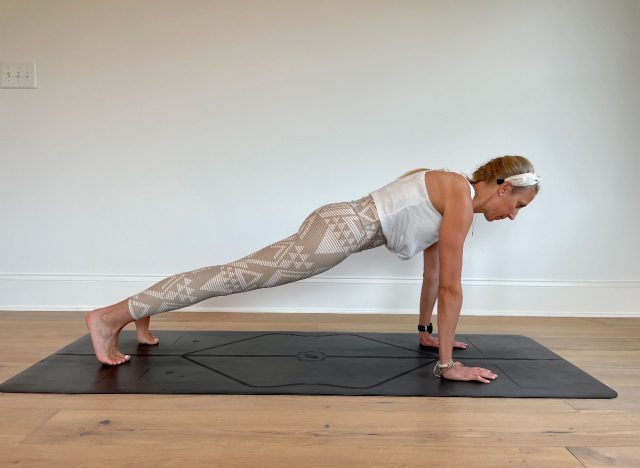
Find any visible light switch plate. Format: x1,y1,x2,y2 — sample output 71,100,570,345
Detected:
1,62,37,89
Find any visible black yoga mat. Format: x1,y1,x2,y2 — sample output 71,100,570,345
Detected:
0,331,617,398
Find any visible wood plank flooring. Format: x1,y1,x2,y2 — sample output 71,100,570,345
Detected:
0,311,638,467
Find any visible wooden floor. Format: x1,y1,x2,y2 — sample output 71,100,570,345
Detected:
0,311,638,468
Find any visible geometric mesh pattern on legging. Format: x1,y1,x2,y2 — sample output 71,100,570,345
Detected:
127,195,387,319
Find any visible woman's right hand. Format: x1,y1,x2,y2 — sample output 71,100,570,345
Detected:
441,361,497,383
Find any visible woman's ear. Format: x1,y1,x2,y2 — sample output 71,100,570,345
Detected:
499,182,513,196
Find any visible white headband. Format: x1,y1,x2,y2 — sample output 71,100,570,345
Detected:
499,172,541,186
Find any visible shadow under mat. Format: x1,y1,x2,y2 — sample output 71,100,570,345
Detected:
0,331,617,398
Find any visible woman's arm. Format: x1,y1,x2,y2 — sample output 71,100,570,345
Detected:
419,242,439,326
436,176,496,383
436,178,471,364
420,242,468,348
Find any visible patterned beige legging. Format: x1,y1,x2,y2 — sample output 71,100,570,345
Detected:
127,195,386,319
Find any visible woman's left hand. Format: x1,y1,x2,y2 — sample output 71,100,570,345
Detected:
420,334,467,349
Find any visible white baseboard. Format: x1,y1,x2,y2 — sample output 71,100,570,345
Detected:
0,273,639,317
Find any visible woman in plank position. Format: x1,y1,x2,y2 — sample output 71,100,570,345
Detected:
86,155,540,383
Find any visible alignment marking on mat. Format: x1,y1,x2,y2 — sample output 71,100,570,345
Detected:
57,353,190,357
182,332,433,356
335,333,441,355
360,360,437,388
463,337,486,356
491,363,519,387
491,363,559,390
187,354,435,359
182,355,438,390
322,355,434,360
183,332,287,355
180,354,558,361
351,334,441,356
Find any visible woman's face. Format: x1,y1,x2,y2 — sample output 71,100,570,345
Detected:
484,185,537,222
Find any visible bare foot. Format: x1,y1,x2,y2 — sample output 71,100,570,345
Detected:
85,302,133,366
135,316,159,345
419,333,468,349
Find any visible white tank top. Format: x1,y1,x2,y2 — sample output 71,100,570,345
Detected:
369,169,475,260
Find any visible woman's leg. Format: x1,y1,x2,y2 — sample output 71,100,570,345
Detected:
128,195,385,319
86,195,385,365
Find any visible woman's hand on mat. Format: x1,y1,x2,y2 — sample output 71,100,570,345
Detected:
420,334,467,349
442,362,497,384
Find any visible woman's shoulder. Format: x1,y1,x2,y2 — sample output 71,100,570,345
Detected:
425,169,470,187
424,170,471,215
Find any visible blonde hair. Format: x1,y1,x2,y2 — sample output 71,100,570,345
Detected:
398,155,540,194
470,155,540,194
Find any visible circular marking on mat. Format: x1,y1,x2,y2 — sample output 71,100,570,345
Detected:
296,351,327,362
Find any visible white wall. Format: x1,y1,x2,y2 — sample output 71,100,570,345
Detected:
1,0,638,316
